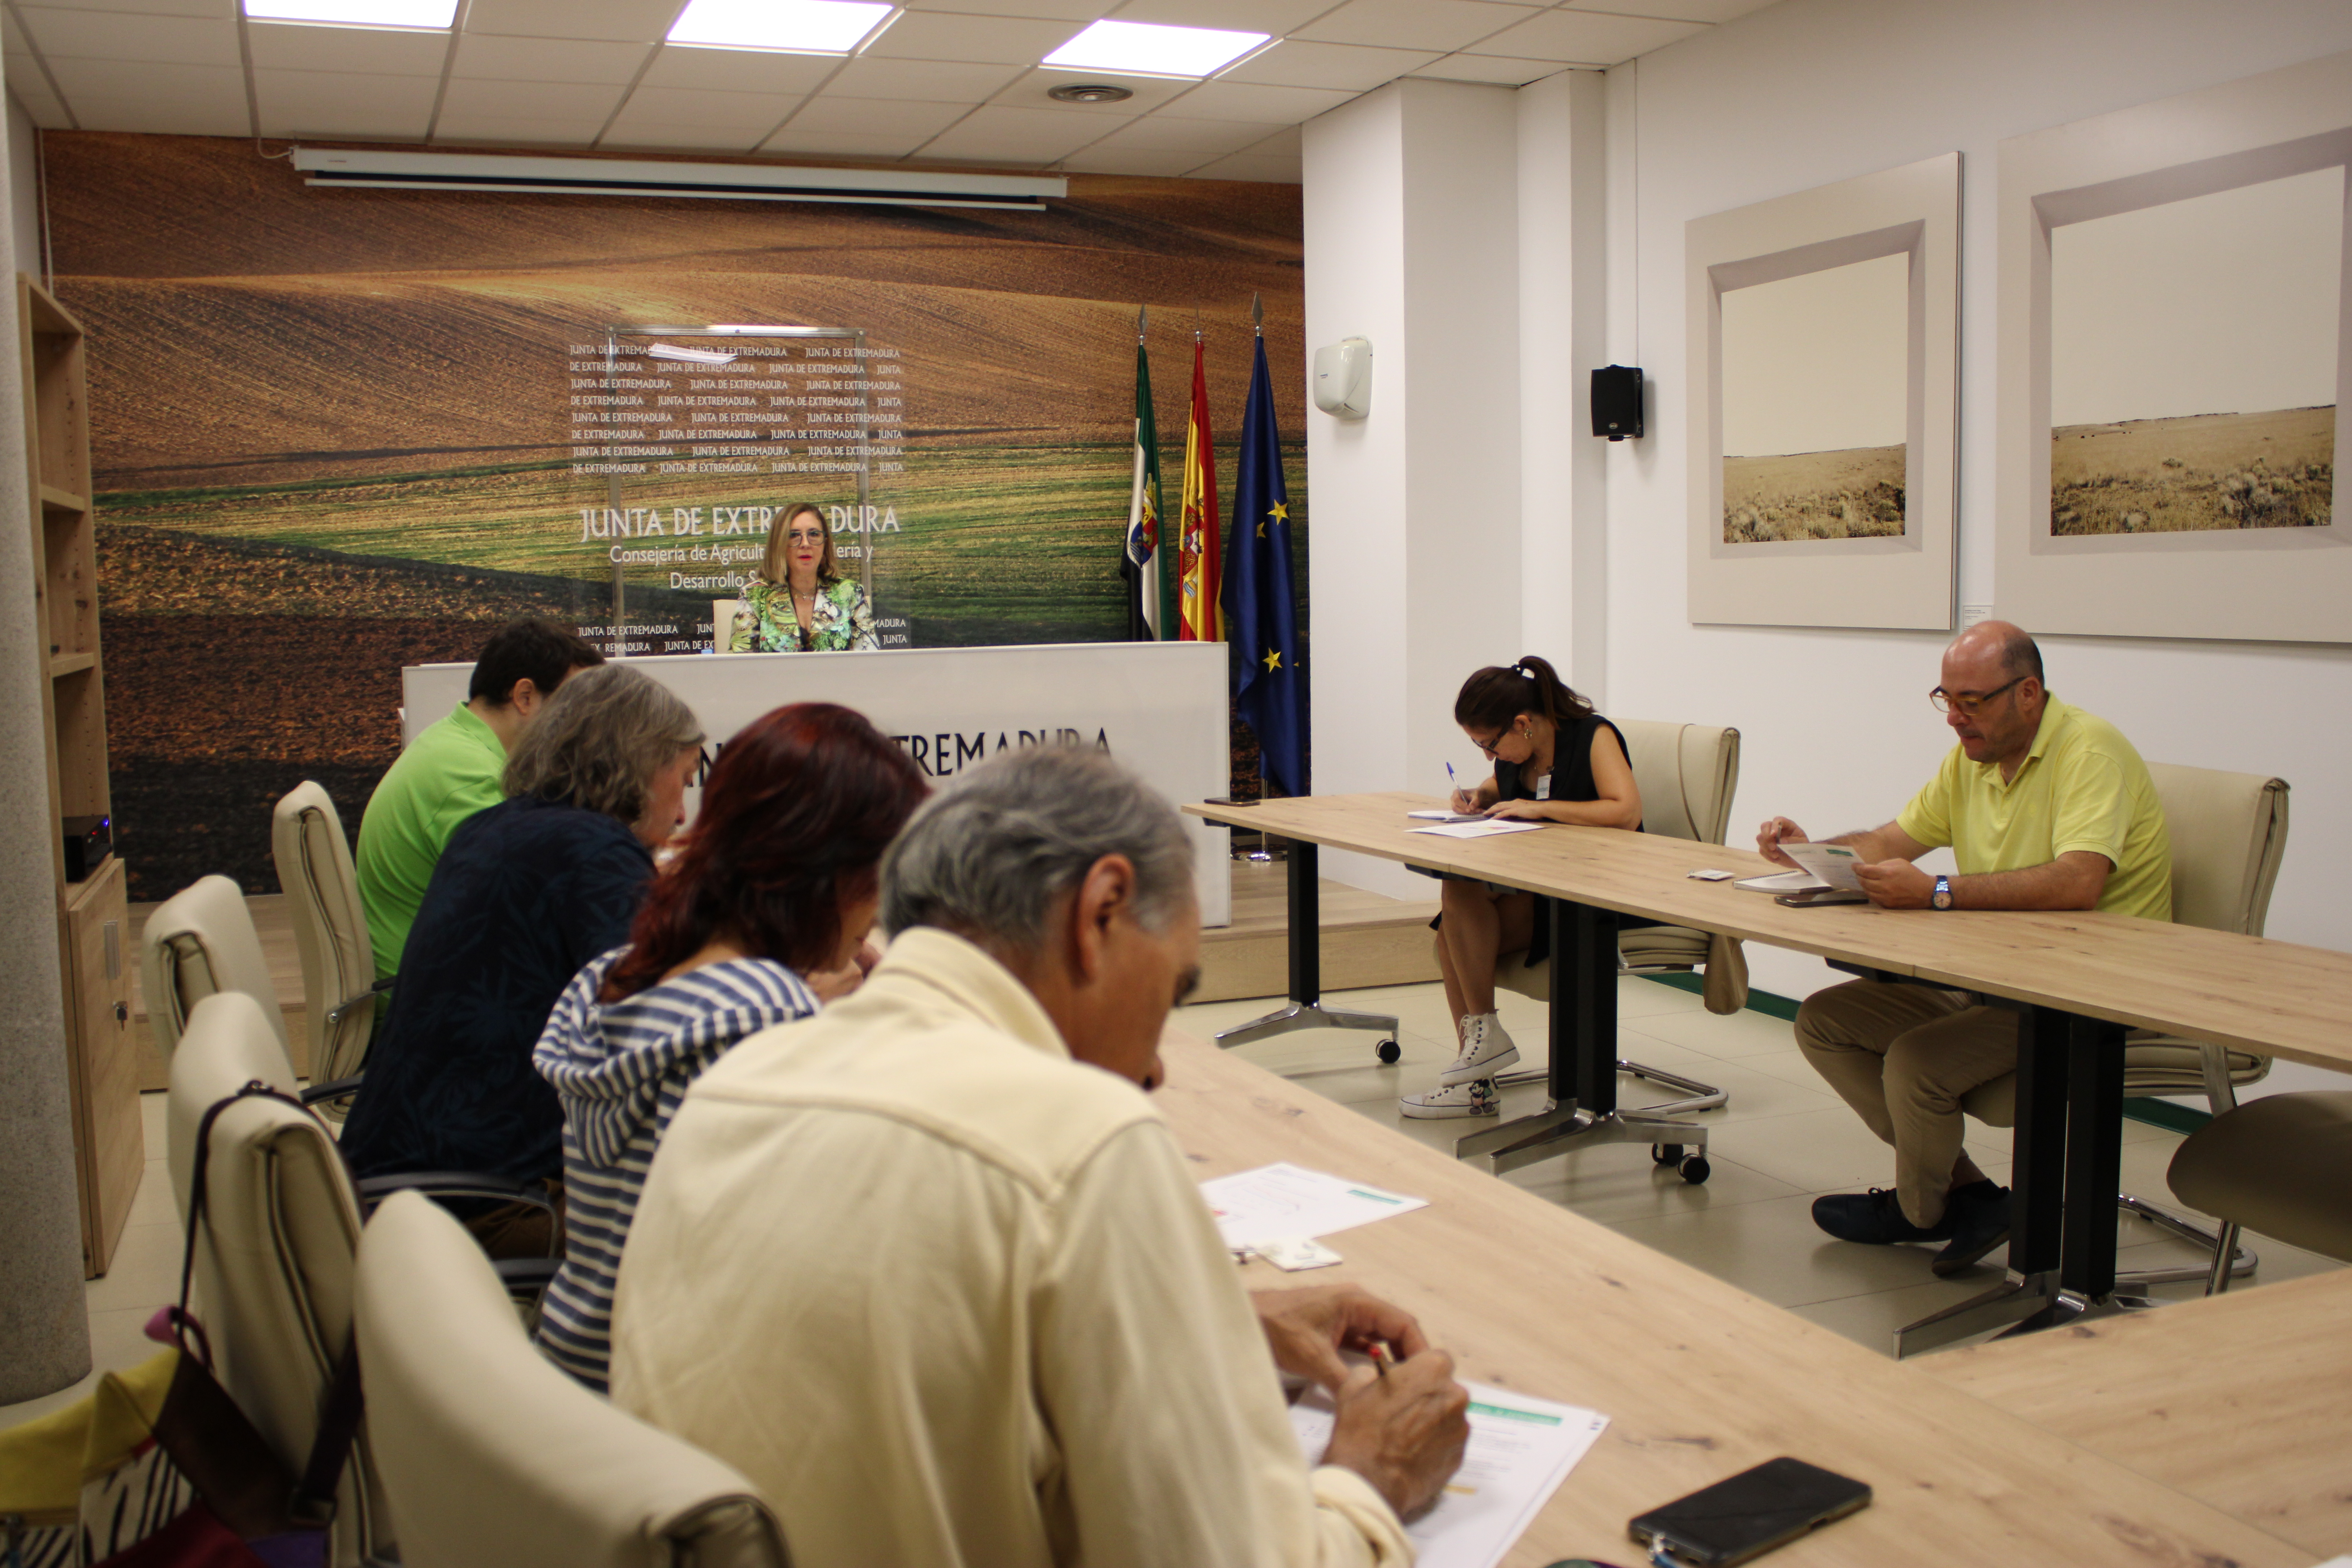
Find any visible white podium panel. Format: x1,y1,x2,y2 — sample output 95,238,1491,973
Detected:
401,642,1232,927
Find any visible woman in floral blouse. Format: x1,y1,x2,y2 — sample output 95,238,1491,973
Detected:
728,502,879,653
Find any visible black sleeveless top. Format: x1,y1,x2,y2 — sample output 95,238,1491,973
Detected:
1495,713,1647,967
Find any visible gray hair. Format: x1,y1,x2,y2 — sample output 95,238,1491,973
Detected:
881,746,1194,951
502,662,704,825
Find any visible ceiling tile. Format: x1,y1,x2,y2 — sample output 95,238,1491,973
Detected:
254,67,440,137
71,91,249,133
17,6,238,65
1059,146,1202,176
637,44,840,94
904,0,1112,17
437,76,625,118
916,102,1116,161
1411,52,1573,85
1241,122,1299,154
44,54,237,100
1091,113,1272,154
432,112,611,147
1154,78,1353,121
4,11,36,55
1185,149,1299,182
19,0,232,18
246,20,450,76
608,82,797,130
1106,0,1328,31
1294,0,1541,53
782,93,966,136
1566,0,1773,21
450,34,650,83
465,0,677,44
13,89,75,129
1476,8,1704,63
756,124,936,158
822,55,1021,101
864,11,1083,65
991,66,1192,114
1217,39,1442,91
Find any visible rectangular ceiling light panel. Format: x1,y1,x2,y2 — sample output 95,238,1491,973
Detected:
1043,20,1269,78
243,0,457,28
668,0,894,54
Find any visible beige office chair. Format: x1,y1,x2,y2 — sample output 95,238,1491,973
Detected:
1960,762,2289,1286
356,1190,792,1568
2169,1090,2352,1294
1490,722,1746,1144
272,783,381,1105
143,873,293,1069
166,990,390,1568
713,597,749,653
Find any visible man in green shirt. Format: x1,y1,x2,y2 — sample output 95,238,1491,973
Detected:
1755,621,2171,1276
357,618,603,984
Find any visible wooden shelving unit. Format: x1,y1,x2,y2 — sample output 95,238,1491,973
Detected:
21,273,137,1277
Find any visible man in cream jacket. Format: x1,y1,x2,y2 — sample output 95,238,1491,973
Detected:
613,745,1467,1566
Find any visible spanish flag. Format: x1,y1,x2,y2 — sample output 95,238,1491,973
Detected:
1176,338,1221,641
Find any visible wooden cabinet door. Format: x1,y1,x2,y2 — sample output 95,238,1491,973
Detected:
65,855,142,1276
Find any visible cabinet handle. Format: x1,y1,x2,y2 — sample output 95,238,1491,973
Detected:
114,1001,128,1025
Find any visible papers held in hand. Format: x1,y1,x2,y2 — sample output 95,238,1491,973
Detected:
1743,843,1873,906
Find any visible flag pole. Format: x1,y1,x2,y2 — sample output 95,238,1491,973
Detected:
1251,291,1262,336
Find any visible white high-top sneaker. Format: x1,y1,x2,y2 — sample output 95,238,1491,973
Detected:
1439,1012,1519,1086
1398,1077,1498,1119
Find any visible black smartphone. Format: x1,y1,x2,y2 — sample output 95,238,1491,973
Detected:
1771,887,1869,908
1628,1457,1870,1566
1202,796,1259,807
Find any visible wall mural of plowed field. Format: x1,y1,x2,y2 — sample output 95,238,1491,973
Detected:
49,133,1305,897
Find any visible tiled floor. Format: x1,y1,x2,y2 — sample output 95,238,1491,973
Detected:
4,977,2341,1430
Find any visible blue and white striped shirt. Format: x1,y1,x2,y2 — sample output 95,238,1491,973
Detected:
531,948,818,1390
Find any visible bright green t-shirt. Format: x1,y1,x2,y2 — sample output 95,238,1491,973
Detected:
356,702,508,981
1896,695,2172,922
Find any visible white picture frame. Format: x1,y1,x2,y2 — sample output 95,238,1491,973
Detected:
1684,152,1961,630
1993,49,2352,644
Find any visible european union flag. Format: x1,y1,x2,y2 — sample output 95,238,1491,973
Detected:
1225,335,1304,797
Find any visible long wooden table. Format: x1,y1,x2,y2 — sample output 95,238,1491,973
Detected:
1155,1029,2312,1567
1187,793,2352,1355
1921,1267,2352,1559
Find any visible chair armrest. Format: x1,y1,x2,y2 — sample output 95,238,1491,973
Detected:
299,1075,365,1107
326,976,396,1024
355,1171,556,1212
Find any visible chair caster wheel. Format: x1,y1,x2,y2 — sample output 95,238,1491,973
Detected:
1679,1156,1711,1185
1652,1143,1683,1165
1374,1039,1401,1065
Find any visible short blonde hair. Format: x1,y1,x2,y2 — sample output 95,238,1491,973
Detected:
502,663,704,825
759,502,837,586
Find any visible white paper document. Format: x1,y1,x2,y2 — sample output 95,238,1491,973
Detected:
1406,809,1485,822
1289,1381,1609,1568
1777,841,1866,891
1407,818,1546,840
1200,1162,1429,1250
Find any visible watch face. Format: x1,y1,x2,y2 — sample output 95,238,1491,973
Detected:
1933,880,1953,910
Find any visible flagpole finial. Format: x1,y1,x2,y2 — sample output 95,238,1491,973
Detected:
1195,303,1203,343
1136,304,1147,342
1251,292,1263,335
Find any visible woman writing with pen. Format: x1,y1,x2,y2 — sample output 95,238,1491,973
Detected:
1401,655,1645,1120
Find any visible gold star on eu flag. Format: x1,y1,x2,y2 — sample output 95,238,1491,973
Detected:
1259,499,1287,538
1263,648,1283,672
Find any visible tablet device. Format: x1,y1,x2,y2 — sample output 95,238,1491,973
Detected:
1629,1457,1870,1566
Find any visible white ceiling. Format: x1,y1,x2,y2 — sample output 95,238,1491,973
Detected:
1,0,1779,182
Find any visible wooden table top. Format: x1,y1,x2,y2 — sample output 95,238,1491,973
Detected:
1922,1268,2352,1559
1187,792,2352,1073
1154,1029,2307,1566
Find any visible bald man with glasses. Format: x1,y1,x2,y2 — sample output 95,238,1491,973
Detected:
1756,621,2172,1276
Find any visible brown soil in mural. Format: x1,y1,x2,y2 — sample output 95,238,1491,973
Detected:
100,523,589,621
2050,407,2333,534
1722,445,1906,543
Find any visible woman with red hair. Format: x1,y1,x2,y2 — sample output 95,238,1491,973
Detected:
532,701,926,1390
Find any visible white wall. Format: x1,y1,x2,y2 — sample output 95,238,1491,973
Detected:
6,96,38,289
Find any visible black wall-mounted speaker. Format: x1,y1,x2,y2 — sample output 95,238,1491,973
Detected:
1591,365,1645,441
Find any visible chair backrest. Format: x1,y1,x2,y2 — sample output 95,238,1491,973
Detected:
1615,720,1741,846
272,782,376,1086
143,874,291,1066
167,991,386,1567
713,597,748,652
2144,761,2289,936
356,1191,791,1568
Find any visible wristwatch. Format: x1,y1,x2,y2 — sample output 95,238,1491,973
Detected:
1932,874,1954,911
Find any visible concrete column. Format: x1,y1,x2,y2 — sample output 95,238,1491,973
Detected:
0,95,91,1402
1304,78,1523,897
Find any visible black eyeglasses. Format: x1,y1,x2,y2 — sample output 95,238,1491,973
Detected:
1467,728,1508,756
1929,675,2025,715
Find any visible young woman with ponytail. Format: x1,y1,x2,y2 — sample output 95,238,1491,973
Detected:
1400,655,1646,1119
530,701,927,1389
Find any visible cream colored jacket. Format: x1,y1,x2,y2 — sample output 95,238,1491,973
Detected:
611,927,1412,1568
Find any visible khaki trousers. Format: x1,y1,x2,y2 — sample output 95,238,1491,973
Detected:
1795,980,2018,1229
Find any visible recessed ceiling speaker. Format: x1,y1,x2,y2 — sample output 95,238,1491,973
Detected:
1590,364,1644,440
1048,83,1134,103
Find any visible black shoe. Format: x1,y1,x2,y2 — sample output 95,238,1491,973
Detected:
1931,1181,2012,1276
1810,1188,1953,1245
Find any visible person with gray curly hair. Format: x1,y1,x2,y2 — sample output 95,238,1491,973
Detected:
340,663,704,1258
616,744,1470,1568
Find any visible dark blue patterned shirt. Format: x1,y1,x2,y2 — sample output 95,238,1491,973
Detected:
340,794,654,1186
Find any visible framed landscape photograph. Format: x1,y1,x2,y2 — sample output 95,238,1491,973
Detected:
1684,152,1960,630
1993,49,2352,644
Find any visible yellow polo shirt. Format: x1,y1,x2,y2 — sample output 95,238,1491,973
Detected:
1896,695,2172,922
